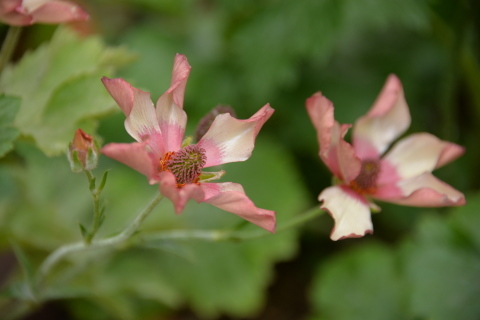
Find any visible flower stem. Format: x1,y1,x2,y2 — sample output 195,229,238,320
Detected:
144,206,324,243
36,192,164,284
0,26,22,72
84,170,102,243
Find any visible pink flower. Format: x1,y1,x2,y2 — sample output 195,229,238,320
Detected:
306,75,465,241
0,0,88,26
101,54,276,233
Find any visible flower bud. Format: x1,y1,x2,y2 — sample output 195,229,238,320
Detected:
67,129,98,173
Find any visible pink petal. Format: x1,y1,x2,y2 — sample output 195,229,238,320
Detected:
158,171,205,214
353,74,411,158
24,0,89,23
168,53,190,110
0,10,33,25
372,159,404,198
102,77,165,157
155,54,190,152
319,185,373,241
197,104,274,168
379,172,465,207
0,0,21,13
306,93,361,183
101,141,159,184
383,133,465,180
201,182,276,233
305,92,335,154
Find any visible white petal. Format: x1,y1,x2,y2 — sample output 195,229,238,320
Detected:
155,54,190,152
353,75,411,158
383,133,464,180
156,94,187,152
102,77,164,156
319,186,373,241
197,104,274,167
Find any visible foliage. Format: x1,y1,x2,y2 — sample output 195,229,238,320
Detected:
0,95,20,158
0,27,134,156
0,0,479,319
309,194,480,320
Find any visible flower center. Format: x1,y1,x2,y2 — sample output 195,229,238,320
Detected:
349,159,380,194
159,145,207,187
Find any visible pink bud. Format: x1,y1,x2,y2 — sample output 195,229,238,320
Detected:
68,129,98,172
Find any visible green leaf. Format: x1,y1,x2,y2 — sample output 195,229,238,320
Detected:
309,242,405,320
0,95,20,158
0,27,134,156
402,196,480,320
26,135,307,318
78,223,89,240
98,170,109,192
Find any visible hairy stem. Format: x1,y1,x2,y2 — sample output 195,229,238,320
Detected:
144,206,324,243
37,192,165,284
84,171,102,243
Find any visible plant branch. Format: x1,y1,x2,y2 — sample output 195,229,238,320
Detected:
84,170,102,243
37,192,165,284
144,206,324,243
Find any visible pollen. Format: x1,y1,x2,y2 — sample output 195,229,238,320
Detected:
159,145,207,187
349,159,380,194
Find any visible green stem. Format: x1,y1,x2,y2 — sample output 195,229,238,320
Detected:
36,192,165,284
0,26,22,72
144,206,324,243
84,171,102,243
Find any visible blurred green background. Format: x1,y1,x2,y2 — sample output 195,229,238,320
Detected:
0,0,479,319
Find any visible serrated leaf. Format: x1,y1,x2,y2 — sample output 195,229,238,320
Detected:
0,27,134,156
0,95,20,158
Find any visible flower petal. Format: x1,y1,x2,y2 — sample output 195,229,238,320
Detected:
0,1,32,25
306,92,361,183
353,74,411,158
306,92,335,154
201,182,276,233
155,54,190,152
158,171,205,214
101,141,158,184
383,133,465,180
319,185,373,241
0,0,20,12
0,10,33,25
197,104,274,167
378,172,465,207
23,0,88,23
102,77,165,157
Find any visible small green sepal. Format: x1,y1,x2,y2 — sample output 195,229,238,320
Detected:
199,170,226,182
181,135,193,147
67,148,84,173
